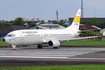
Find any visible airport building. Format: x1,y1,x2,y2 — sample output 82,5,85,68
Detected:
80,24,101,33
22,18,44,23
31,24,65,29
0,25,27,39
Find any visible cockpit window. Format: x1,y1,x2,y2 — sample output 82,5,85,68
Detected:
7,34,12,37
7,33,15,37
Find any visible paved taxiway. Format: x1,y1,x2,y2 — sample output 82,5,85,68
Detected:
0,46,105,62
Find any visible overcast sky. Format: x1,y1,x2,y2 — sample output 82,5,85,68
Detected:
0,0,105,21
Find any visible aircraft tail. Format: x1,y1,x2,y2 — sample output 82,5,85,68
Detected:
65,9,81,31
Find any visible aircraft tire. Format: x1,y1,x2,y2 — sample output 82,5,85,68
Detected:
37,45,43,49
12,47,16,50
53,47,58,49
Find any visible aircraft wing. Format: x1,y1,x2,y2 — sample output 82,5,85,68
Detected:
78,29,99,33
42,36,101,44
59,36,101,43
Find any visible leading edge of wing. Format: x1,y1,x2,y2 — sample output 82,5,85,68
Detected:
59,36,101,42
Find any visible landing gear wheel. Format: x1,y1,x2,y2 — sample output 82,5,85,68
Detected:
12,47,16,50
37,45,43,49
53,47,58,49
12,45,16,50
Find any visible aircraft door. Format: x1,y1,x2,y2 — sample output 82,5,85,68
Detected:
19,31,24,44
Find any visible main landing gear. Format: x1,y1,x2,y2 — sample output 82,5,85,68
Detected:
53,47,58,49
37,44,43,49
37,45,59,49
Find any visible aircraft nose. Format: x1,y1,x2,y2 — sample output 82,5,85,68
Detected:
3,39,5,42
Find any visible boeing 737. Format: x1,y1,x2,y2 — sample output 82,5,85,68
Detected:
3,9,98,50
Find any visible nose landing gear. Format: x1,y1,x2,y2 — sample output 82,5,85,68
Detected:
12,45,16,50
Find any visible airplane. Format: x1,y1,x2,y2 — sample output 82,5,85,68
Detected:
3,9,99,50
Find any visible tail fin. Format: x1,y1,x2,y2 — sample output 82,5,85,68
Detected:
65,9,81,31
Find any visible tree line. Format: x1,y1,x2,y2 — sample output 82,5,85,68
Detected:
80,18,105,29
0,17,25,29
0,18,67,29
0,17,105,30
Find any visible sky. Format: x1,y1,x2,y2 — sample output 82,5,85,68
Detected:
0,0,105,21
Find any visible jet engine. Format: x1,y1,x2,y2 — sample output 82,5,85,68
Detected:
48,40,60,47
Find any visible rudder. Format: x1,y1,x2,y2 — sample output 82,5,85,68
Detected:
65,9,81,31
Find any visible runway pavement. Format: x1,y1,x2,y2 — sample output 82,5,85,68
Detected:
0,46,105,66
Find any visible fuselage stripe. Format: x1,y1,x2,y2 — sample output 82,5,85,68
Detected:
73,17,80,22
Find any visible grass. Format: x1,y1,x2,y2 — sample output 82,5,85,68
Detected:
0,40,9,46
0,65,105,70
0,40,105,46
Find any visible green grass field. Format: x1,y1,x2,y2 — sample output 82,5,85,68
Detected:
0,65,105,70
0,40,9,46
0,40,105,46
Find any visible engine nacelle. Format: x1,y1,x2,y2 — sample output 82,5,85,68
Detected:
48,40,60,47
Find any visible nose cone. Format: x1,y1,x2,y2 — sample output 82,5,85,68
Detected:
3,37,8,44
3,37,10,45
3,39,5,42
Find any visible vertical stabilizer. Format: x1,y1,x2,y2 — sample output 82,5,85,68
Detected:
65,9,81,31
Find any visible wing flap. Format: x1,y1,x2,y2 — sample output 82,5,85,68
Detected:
59,36,101,43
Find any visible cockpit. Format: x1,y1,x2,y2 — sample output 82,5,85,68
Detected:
6,33,16,37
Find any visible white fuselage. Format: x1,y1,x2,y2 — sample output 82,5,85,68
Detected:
4,29,79,45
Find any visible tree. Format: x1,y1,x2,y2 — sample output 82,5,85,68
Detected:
29,23,36,27
80,31,94,36
9,20,15,24
100,21,105,28
53,20,67,27
59,20,67,27
13,17,25,25
53,21,59,24
0,22,10,29
80,18,104,28
40,21,46,24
